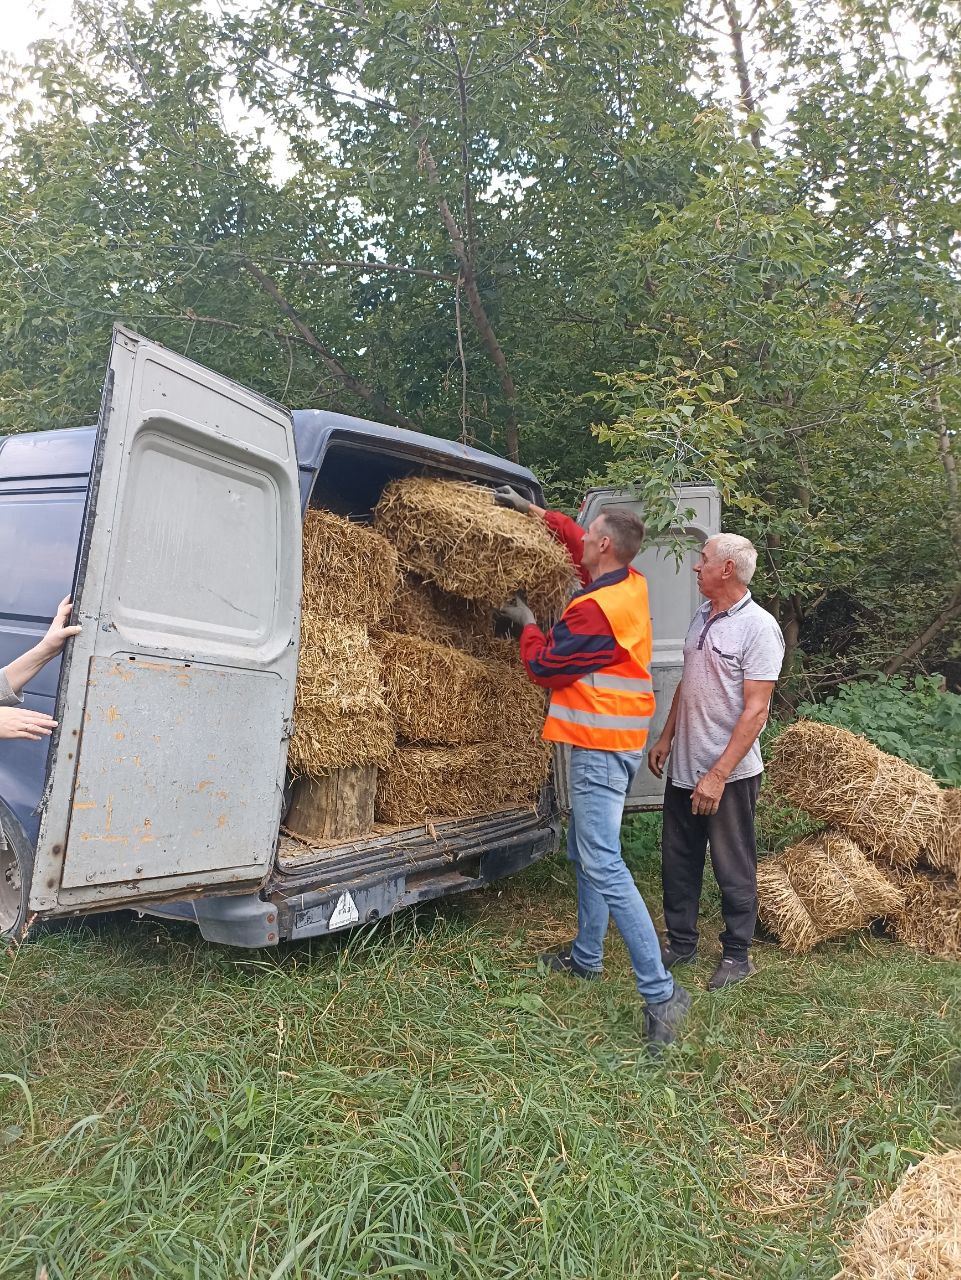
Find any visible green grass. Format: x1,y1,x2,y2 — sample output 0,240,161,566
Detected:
2,815,960,1280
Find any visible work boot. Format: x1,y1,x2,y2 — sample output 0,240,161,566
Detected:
708,955,757,990
660,941,697,971
645,982,692,1052
537,944,600,981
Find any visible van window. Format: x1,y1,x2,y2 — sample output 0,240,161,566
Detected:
0,491,85,696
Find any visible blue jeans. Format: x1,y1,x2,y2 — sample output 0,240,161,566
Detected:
568,746,674,1005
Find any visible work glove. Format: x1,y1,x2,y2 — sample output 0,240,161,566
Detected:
493,484,531,515
498,593,536,628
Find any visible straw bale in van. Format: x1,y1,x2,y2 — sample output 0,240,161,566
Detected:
488,659,551,804
779,830,904,938
374,477,576,617
288,615,395,777
375,743,495,825
374,631,494,745
756,860,821,954
766,721,944,867
922,789,961,878
886,868,961,962
302,510,399,625
836,1149,961,1280
382,572,499,657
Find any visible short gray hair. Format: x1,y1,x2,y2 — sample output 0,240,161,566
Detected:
707,533,758,584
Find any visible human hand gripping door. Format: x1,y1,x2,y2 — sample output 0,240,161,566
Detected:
0,596,81,741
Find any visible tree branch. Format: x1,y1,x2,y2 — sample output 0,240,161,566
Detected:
416,130,520,462
242,261,417,429
883,584,961,675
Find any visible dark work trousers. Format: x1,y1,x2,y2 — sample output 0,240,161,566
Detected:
661,774,762,960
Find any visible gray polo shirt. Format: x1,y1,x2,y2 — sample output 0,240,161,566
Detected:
668,591,784,789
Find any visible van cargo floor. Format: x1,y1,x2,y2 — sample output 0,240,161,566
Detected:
270,803,553,897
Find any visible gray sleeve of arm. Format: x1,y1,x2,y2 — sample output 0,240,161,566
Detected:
0,669,23,707
742,621,785,681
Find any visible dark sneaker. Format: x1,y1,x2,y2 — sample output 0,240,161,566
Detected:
660,942,697,971
708,956,757,990
645,983,692,1052
537,945,600,981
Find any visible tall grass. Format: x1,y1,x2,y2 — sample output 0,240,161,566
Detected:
1,818,960,1279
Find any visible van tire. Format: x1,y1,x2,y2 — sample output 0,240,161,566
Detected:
0,806,33,943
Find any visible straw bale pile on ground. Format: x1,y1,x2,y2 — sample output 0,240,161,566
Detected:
302,510,399,625
767,721,945,866
288,616,394,777
374,477,576,617
886,867,961,961
836,1149,961,1279
757,831,904,953
922,789,961,878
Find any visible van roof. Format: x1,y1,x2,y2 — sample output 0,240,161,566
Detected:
0,414,540,491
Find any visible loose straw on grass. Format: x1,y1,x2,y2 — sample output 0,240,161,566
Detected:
374,477,576,617
767,721,944,867
836,1149,961,1280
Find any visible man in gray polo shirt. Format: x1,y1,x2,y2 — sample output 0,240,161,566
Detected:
648,534,783,989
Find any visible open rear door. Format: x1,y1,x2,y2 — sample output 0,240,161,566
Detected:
30,327,301,915
554,484,720,813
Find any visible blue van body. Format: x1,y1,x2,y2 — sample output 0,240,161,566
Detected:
0,410,558,942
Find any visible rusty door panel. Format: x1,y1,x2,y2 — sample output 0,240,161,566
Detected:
31,327,300,913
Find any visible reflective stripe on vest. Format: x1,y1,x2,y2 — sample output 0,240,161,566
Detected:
547,705,652,732
542,569,656,752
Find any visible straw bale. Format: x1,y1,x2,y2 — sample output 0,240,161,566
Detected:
780,830,904,938
887,868,961,962
837,1149,961,1280
374,477,577,617
374,631,494,745
756,860,821,953
382,572,499,656
288,615,395,777
922,789,961,878
767,721,945,867
302,509,399,625
375,744,496,825
487,659,551,804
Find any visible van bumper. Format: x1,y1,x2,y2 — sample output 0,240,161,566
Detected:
141,801,560,947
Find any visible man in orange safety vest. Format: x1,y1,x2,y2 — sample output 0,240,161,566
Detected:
496,486,690,1051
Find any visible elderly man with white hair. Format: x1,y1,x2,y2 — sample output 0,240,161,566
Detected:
647,533,784,989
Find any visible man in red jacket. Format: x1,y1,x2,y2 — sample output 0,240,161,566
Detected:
495,485,690,1050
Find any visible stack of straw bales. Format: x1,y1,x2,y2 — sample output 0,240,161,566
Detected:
836,1149,961,1279
293,481,561,832
762,720,959,958
374,477,576,617
290,512,398,781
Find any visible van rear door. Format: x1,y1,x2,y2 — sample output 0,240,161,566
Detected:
29,327,300,915
554,484,720,813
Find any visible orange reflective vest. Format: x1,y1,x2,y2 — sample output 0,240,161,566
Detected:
542,569,655,752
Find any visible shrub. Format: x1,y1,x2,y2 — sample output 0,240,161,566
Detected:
795,675,961,787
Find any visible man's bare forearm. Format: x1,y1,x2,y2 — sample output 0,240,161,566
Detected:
658,684,682,747
710,708,770,781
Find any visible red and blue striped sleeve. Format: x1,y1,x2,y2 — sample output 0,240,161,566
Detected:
542,510,591,586
519,599,627,689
